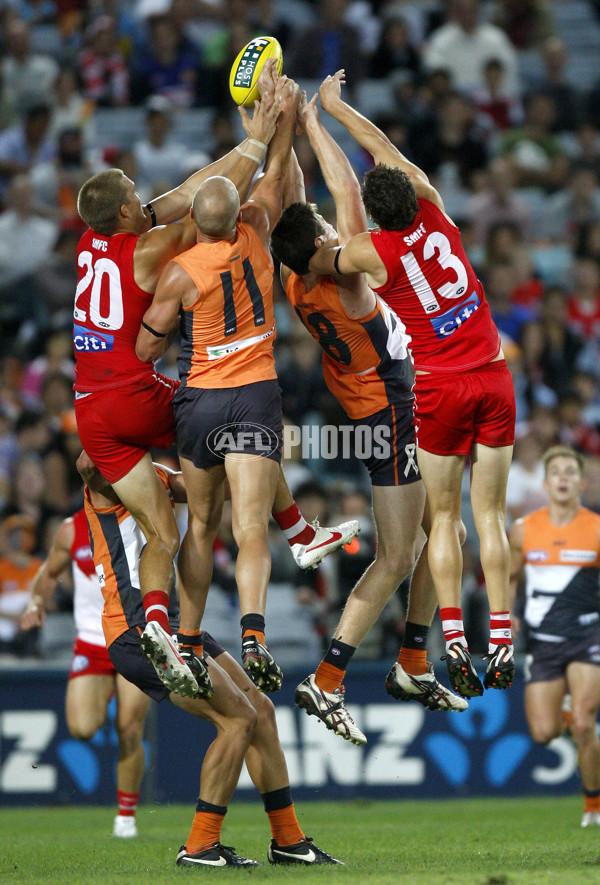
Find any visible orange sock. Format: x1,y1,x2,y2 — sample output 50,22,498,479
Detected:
178,631,203,658
186,806,226,853
315,660,345,692
584,793,600,813
243,628,265,645
267,804,304,846
398,647,428,676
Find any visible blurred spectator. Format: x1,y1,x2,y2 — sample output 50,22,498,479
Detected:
582,456,600,514
0,103,56,204
485,261,535,342
500,91,570,192
423,0,520,98
133,95,186,193
505,432,546,524
531,36,582,132
491,0,554,51
482,221,543,308
0,17,59,117
542,166,600,244
131,14,201,107
523,286,585,398
30,126,94,228
247,0,293,49
0,514,42,657
567,257,600,341
575,220,600,267
470,58,524,133
78,15,130,107
466,157,530,245
30,227,80,325
287,0,365,89
49,67,96,145
369,12,420,80
277,329,335,427
21,331,74,409
411,90,488,191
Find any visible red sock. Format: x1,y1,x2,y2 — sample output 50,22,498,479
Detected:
117,790,139,818
142,591,171,633
489,611,512,653
273,502,315,546
440,607,467,652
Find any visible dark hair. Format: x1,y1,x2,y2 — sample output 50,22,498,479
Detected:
270,202,326,275
77,168,130,235
361,164,418,231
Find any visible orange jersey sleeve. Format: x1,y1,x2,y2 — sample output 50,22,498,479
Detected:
175,222,276,389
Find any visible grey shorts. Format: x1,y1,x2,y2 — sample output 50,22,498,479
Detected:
524,627,600,683
173,379,283,469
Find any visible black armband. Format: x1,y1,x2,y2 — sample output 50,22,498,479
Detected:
146,202,157,228
333,247,343,274
142,320,166,338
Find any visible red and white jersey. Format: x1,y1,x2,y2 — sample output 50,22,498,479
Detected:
370,198,501,372
70,508,105,647
73,229,155,392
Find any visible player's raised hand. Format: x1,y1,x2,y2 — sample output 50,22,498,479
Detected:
20,597,46,630
275,75,300,115
319,69,346,111
296,90,319,131
257,57,279,98
238,90,281,146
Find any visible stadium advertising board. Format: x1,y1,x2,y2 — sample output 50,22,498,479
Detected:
0,667,580,805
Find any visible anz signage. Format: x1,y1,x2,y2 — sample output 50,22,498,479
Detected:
0,668,580,805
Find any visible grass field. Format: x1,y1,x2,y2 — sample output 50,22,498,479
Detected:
2,797,600,884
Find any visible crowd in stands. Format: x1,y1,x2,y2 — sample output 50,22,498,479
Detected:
1,0,600,663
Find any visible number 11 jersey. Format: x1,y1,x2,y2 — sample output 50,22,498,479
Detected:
74,230,155,392
370,198,500,373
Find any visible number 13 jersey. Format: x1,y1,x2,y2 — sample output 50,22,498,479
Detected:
74,231,155,392
175,222,276,389
370,198,500,373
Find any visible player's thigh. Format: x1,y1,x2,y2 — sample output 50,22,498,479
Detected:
372,480,425,560
111,452,179,543
567,662,600,723
65,674,114,737
114,672,151,736
226,453,279,530
416,447,465,517
179,457,226,530
469,442,513,520
524,678,566,742
169,654,256,730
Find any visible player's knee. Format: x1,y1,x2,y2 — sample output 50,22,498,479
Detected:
116,720,144,756
529,720,561,745
571,714,597,747
251,691,276,731
67,720,98,742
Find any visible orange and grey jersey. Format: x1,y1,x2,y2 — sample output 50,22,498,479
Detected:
83,468,179,648
175,222,276,390
286,272,413,420
522,506,600,642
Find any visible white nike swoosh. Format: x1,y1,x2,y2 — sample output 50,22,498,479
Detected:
180,854,227,866
275,848,317,862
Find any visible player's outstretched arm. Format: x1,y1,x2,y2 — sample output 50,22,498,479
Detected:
136,260,192,362
308,229,386,288
319,70,441,207
298,89,367,244
20,518,74,631
241,77,300,247
282,148,305,209
145,92,280,227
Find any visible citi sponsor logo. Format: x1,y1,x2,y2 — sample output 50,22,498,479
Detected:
206,422,280,460
73,324,114,352
430,291,480,339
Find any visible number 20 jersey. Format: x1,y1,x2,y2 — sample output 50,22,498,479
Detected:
370,198,500,373
522,506,600,642
74,230,155,392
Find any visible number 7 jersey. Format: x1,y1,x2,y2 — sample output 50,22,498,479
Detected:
370,198,500,373
74,230,155,391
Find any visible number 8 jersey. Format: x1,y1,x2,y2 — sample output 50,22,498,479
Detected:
370,198,500,373
74,231,155,392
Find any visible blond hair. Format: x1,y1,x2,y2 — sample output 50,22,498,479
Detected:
77,168,130,235
542,445,584,476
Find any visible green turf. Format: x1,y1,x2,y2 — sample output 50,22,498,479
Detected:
1,797,600,884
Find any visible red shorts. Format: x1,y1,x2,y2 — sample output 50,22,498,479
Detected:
75,372,179,483
413,360,515,456
68,637,116,680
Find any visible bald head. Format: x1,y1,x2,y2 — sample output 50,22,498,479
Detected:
192,176,240,238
